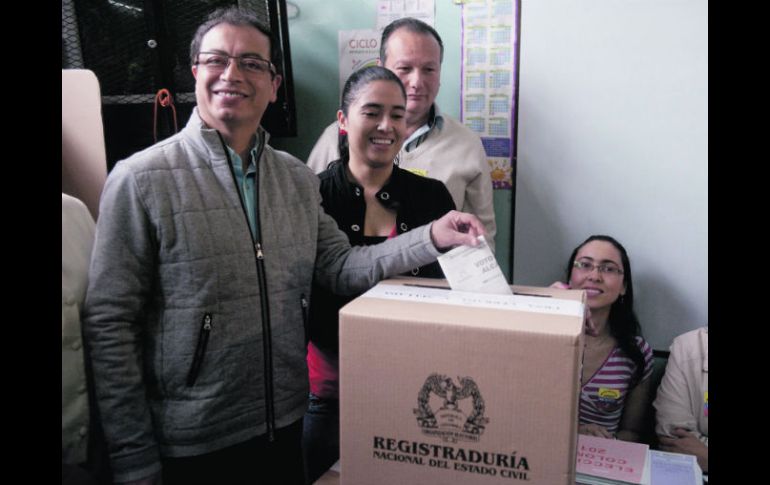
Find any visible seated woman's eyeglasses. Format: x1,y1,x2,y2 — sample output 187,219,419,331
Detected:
196,52,276,77
572,260,624,276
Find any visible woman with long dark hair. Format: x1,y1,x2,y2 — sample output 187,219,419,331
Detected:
554,235,653,442
302,66,456,482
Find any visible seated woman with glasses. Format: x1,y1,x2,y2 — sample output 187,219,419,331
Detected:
551,235,653,442
302,66,455,482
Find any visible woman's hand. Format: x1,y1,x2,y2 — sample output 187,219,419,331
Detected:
550,282,598,336
578,423,615,439
582,306,598,336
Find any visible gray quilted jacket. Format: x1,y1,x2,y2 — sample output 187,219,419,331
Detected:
83,109,440,482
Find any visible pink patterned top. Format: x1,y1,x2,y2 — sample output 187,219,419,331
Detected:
579,336,653,433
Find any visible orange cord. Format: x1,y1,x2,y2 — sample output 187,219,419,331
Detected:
153,88,179,143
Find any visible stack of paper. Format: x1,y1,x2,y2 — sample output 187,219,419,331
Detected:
648,449,703,485
575,435,705,485
575,435,650,485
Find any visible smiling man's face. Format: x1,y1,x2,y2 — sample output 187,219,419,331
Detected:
192,23,281,134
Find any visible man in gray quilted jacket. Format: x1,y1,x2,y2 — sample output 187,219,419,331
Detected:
82,7,484,485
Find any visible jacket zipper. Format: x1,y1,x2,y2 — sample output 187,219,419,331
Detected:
253,140,276,442
255,240,275,442
186,313,212,387
219,132,276,442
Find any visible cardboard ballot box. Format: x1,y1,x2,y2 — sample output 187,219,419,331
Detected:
339,278,586,485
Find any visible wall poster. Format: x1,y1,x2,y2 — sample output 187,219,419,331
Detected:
461,0,518,189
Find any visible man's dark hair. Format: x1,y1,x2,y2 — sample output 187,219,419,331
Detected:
379,17,444,64
190,6,283,75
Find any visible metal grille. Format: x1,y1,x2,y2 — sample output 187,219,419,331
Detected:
160,0,269,95
61,0,84,68
62,0,272,105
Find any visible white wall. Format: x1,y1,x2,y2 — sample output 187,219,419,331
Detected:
513,0,707,349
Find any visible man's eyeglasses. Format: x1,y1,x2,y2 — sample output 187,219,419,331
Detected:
573,260,624,276
196,52,276,77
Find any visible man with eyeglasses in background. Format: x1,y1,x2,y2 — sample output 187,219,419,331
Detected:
83,7,485,485
307,17,497,252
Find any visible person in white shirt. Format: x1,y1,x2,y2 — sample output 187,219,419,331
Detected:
654,327,708,473
63,193,109,484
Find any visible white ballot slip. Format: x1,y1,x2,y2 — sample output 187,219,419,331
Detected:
437,235,512,295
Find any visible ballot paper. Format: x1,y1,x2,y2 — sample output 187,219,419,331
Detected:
437,235,512,295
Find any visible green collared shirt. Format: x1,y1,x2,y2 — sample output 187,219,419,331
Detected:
227,143,260,239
